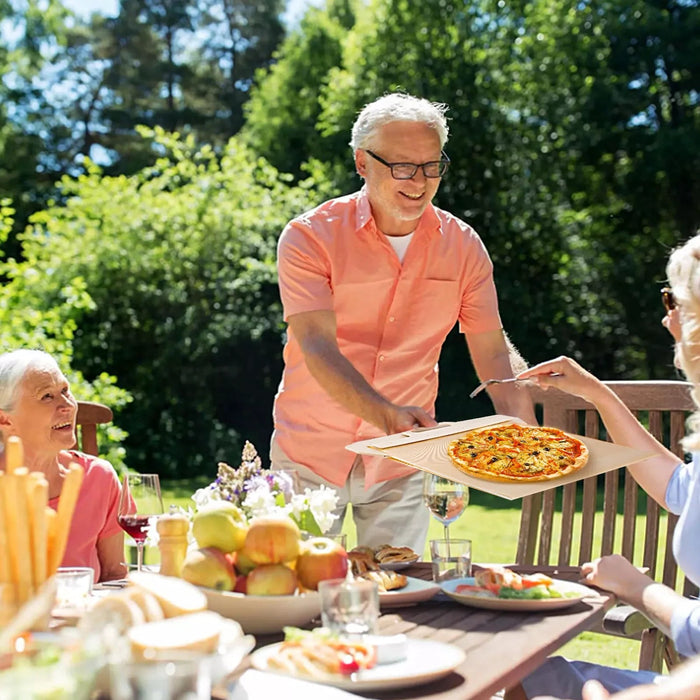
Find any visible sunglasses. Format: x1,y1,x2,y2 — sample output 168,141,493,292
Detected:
661,287,676,312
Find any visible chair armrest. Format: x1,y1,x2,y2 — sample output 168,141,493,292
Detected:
603,604,654,638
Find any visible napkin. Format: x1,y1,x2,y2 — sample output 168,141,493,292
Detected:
229,669,375,700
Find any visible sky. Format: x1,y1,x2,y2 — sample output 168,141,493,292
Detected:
63,0,319,26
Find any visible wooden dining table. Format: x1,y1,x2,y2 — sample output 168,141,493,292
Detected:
218,563,615,700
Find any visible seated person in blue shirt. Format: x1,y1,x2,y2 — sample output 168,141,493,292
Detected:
506,233,700,700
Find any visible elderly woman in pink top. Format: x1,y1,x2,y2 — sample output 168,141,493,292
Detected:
0,349,126,582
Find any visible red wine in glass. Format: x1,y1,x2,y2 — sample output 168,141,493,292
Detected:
117,514,151,544
118,473,163,571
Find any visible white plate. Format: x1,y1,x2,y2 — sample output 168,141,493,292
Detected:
379,559,418,571
441,577,598,611
201,587,321,635
379,576,440,608
250,638,466,691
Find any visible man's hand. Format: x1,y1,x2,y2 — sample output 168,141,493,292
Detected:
378,404,437,436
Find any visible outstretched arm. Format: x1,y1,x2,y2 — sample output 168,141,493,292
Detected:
466,329,537,425
518,356,680,506
288,309,437,435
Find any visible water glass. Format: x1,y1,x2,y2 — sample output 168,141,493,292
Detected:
430,538,472,582
318,577,379,637
55,567,94,609
109,655,211,700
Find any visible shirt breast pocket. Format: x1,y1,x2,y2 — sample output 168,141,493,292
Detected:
406,279,460,337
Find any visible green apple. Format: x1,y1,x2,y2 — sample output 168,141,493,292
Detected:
192,501,248,553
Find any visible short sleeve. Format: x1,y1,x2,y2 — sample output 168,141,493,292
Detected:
277,220,334,319
665,461,690,516
457,233,502,335
671,598,700,657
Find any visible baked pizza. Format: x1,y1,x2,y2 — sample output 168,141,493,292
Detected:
447,423,588,482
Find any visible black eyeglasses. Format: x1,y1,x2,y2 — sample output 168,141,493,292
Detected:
661,287,676,312
365,149,450,180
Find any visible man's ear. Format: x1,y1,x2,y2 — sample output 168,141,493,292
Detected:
355,149,367,179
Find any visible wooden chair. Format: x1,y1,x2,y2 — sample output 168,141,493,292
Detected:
517,380,698,673
74,400,113,456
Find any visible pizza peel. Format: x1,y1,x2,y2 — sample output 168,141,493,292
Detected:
345,415,656,500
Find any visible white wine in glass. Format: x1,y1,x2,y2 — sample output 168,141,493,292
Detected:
422,472,469,541
118,473,164,572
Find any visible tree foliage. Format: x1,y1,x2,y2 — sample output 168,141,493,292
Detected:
1,130,322,476
246,0,699,424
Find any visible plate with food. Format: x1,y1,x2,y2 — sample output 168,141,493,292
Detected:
378,577,440,608
441,565,598,611
250,627,466,692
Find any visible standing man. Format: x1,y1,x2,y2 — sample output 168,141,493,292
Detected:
271,92,536,552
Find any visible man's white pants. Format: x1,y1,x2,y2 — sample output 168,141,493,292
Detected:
270,435,429,555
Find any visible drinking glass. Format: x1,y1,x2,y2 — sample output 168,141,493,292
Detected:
118,473,164,572
422,472,468,542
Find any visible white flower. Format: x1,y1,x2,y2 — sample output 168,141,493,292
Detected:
242,485,280,518
306,485,340,533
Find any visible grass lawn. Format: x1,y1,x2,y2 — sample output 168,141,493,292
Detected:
159,479,646,672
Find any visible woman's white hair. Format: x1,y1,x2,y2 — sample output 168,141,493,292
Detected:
0,350,59,412
350,93,449,151
666,233,700,451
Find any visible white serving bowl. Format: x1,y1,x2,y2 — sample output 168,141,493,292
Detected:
201,588,321,635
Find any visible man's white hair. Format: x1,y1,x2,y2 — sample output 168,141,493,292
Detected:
350,92,449,151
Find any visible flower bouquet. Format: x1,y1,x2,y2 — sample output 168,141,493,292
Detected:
191,441,339,536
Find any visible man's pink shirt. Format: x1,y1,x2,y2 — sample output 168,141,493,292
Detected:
274,187,502,487
49,451,122,582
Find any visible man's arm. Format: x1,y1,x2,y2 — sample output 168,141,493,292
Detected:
288,310,437,435
465,329,537,424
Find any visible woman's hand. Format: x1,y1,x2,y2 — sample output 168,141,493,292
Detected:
517,356,607,404
580,554,651,600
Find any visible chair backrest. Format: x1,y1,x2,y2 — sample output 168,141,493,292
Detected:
74,400,113,456
518,381,698,598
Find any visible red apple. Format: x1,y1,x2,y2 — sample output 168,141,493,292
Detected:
233,574,247,594
296,537,349,591
246,563,297,596
244,516,300,565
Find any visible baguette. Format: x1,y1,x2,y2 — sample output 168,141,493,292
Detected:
28,473,49,586
4,436,24,474
48,463,84,574
1,468,34,602
0,484,11,585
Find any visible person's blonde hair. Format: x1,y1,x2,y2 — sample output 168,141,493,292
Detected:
666,233,700,451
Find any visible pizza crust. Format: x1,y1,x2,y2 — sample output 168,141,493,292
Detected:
447,424,589,483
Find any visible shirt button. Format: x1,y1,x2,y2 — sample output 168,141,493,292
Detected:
389,316,395,322
379,355,385,362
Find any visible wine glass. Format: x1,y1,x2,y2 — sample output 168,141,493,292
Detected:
118,473,164,572
422,472,469,542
